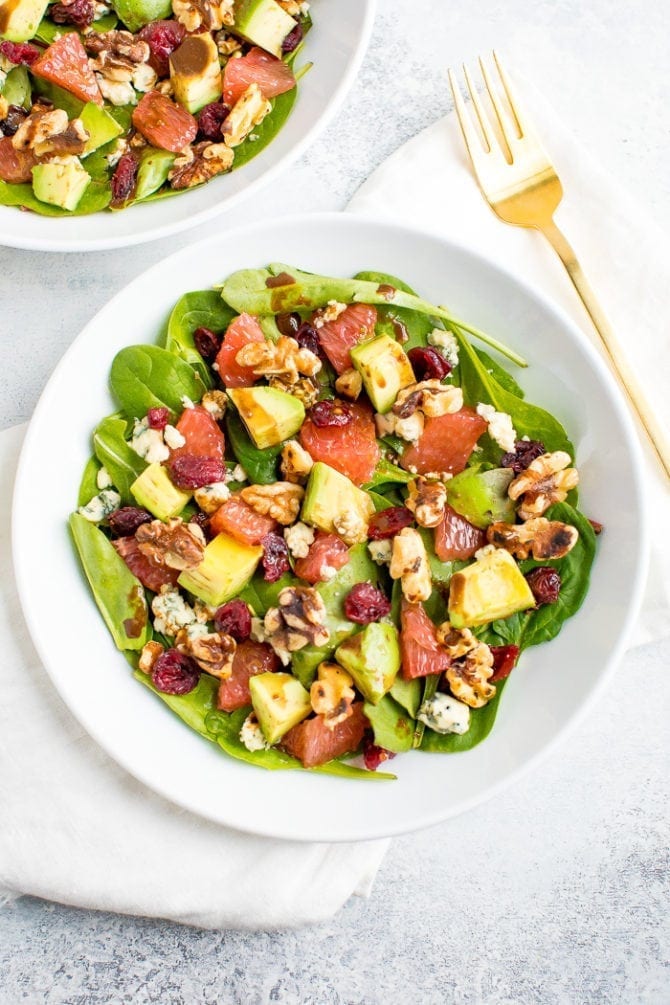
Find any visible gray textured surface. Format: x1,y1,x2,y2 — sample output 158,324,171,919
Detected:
1,0,669,1001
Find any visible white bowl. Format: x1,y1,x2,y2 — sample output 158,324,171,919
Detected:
12,213,648,841
0,2,375,252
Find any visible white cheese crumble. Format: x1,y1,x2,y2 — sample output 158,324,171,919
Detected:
428,328,460,367
152,586,197,637
193,481,231,514
78,488,121,523
313,300,347,328
418,693,471,735
181,396,196,410
284,521,315,559
239,713,270,752
226,463,248,484
163,424,186,450
320,564,338,580
368,540,392,565
130,418,169,463
395,412,424,444
250,616,267,643
96,465,113,490
476,403,517,453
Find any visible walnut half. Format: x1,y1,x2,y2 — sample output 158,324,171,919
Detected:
487,517,579,560
437,623,495,708
406,476,447,528
176,630,236,679
240,481,304,525
389,527,432,603
264,587,330,665
509,451,579,520
136,518,205,570
310,662,355,730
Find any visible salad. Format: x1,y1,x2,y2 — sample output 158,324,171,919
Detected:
0,0,310,215
70,264,599,780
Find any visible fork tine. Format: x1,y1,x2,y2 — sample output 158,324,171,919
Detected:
448,67,486,160
492,51,530,138
478,55,520,155
462,63,498,154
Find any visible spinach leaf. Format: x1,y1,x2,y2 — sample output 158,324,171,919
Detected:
420,680,508,753
225,409,281,484
77,455,102,507
364,694,415,753
355,270,436,350
70,513,148,651
412,675,438,748
472,347,525,398
165,290,234,387
110,345,205,418
0,179,112,216
231,88,297,169
390,675,422,718
364,456,413,490
135,669,219,737
93,413,146,504
35,11,117,44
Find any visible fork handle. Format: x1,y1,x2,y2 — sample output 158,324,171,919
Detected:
539,218,670,480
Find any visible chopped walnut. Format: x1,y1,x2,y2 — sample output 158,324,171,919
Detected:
235,335,321,384
277,0,309,17
200,389,228,421
393,380,463,419
437,623,495,708
508,451,579,520
86,29,157,101
136,518,205,570
215,30,242,56
487,517,579,560
240,482,304,525
335,368,363,400
12,106,89,157
284,521,315,559
406,476,447,528
272,375,320,408
310,662,355,730
264,587,329,664
312,301,347,328
222,83,272,147
333,508,370,546
176,629,236,679
172,0,233,32
281,439,314,483
138,640,164,674
389,527,432,603
168,141,234,189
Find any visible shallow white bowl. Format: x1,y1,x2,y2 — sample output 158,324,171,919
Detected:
0,2,375,252
13,213,648,841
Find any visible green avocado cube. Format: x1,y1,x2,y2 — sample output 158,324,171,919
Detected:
232,0,297,58
300,462,375,540
448,548,535,628
335,622,401,704
350,334,415,413
1,66,31,110
228,386,305,450
109,0,171,32
249,672,311,744
446,467,515,529
0,0,50,41
169,33,222,114
131,462,191,520
135,148,176,200
80,102,123,157
178,532,263,607
31,156,91,211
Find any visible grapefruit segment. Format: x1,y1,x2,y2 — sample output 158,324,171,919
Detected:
434,504,486,561
401,407,487,476
132,91,197,153
210,495,278,545
171,405,224,461
294,531,350,584
223,46,295,106
215,313,265,388
316,304,377,374
0,138,37,183
216,640,280,712
281,703,367,768
299,400,380,486
400,599,451,680
31,34,103,106
113,535,179,593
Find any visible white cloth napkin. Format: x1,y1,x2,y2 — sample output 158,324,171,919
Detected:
349,92,670,647
0,424,387,929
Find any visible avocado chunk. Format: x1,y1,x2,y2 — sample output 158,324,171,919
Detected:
80,102,123,156
349,334,415,414
169,33,222,114
178,532,263,607
0,0,50,42
109,0,171,31
446,468,515,529
301,462,375,540
31,156,91,211
448,547,535,628
135,147,176,199
232,0,297,58
1,66,31,110
228,386,305,450
249,672,311,744
335,622,401,704
131,462,191,520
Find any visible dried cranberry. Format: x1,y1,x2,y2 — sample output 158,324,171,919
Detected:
588,518,604,535
367,506,414,540
169,455,226,489
501,439,546,474
362,734,396,771
147,406,169,430
261,531,290,583
110,151,138,207
189,511,212,540
138,19,185,77
0,41,40,65
295,322,320,356
344,582,391,624
490,644,520,682
308,399,353,428
108,506,153,538
525,567,561,606
214,599,252,641
152,649,200,695
0,104,28,137
193,325,222,362
197,101,230,141
276,311,301,338
281,22,303,54
407,346,452,381
50,0,94,28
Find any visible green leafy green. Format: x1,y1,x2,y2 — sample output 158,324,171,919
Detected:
225,409,281,484
364,456,413,490
0,179,112,217
77,455,102,507
35,11,117,44
420,680,509,753
472,347,525,398
364,693,414,753
110,345,205,418
390,675,422,718
231,88,297,169
93,414,146,503
356,270,437,351
165,290,234,387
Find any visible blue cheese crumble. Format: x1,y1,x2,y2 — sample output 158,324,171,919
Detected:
428,328,460,368
130,418,169,463
78,488,121,523
418,693,471,735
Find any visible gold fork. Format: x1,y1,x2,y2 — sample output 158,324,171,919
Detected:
449,52,670,480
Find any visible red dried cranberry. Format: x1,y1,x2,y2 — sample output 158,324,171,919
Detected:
147,406,169,430
295,322,320,356
308,399,353,428
588,518,604,535
189,511,212,540
344,582,391,624
0,104,28,137
276,311,301,338
169,455,226,489
137,19,185,77
214,599,252,641
501,439,546,474
408,346,452,381
193,325,222,362
110,151,138,207
261,531,290,583
368,506,414,540
108,506,153,538
362,734,397,771
196,100,230,141
281,22,303,54
490,644,520,682
50,0,94,27
152,649,200,695
525,567,561,606
0,41,41,65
